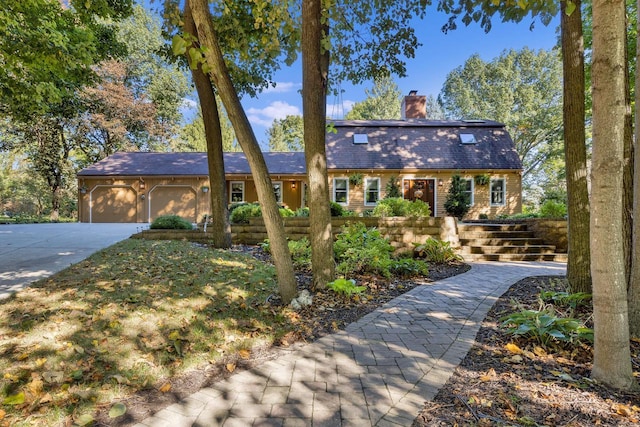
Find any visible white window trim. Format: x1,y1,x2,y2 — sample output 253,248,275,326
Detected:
463,178,475,206
490,178,506,207
272,181,283,204
364,177,381,206
333,177,349,205
230,181,245,203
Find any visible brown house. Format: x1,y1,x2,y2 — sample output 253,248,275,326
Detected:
77,94,522,223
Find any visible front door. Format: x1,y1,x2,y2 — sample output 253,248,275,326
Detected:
403,179,435,216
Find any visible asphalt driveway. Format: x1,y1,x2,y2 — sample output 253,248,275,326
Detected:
0,222,144,299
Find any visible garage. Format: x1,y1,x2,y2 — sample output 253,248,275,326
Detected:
90,186,137,223
148,185,197,223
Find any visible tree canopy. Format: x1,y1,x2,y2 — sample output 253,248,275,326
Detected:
267,115,304,151
345,75,402,120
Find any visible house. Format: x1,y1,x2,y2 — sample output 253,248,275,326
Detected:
77,93,522,223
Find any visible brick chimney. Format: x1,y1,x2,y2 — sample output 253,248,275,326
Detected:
401,90,427,120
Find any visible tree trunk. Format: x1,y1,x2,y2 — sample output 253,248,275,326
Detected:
622,15,634,287
189,0,297,303
302,0,335,290
184,2,231,249
628,0,640,338
590,0,637,390
560,0,592,293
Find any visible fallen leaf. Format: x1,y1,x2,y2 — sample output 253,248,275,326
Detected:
505,343,523,354
39,393,53,404
226,363,236,373
510,355,523,363
43,371,64,384
28,377,44,395
2,392,25,405
0,409,5,420
613,403,633,417
159,383,171,393
533,346,548,357
75,413,94,426
238,349,250,360
109,402,127,418
479,368,496,382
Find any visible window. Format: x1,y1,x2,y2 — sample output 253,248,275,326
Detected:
333,178,349,204
353,133,368,144
490,179,505,206
364,178,380,206
230,181,244,203
460,133,477,144
462,178,474,206
272,181,283,204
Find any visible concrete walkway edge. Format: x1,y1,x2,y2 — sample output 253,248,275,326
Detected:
133,261,566,427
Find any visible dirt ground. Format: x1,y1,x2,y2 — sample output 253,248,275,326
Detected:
413,276,640,427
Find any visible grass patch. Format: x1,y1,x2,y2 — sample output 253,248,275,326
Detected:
0,240,295,426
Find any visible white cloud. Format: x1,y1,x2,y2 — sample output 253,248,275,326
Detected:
181,98,198,109
262,81,301,94
247,101,302,127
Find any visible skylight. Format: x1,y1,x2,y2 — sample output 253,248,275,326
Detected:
460,133,477,144
353,133,369,144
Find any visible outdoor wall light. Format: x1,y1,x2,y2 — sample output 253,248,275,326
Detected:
438,179,444,186
291,182,296,190
140,194,146,200
80,186,87,194
202,186,209,193
139,178,145,190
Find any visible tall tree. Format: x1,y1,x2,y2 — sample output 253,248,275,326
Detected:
630,0,640,338
439,48,564,190
187,0,297,303
590,0,637,390
436,0,592,293
184,1,232,249
178,109,239,152
561,0,592,293
267,115,304,152
345,75,402,120
302,0,335,290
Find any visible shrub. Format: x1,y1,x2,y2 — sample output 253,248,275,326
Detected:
405,199,431,218
279,207,295,218
330,201,345,217
373,197,406,217
288,238,312,270
385,175,402,198
501,309,593,348
150,215,193,230
333,222,394,277
328,278,366,298
230,203,262,224
294,207,310,217
413,238,462,263
387,258,429,277
539,200,567,218
444,174,470,219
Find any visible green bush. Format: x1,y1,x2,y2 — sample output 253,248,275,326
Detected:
413,238,462,263
405,199,432,217
372,197,431,218
330,201,346,217
388,258,429,277
294,207,310,217
288,238,312,270
444,174,470,219
328,278,366,298
539,200,567,218
279,207,295,218
230,203,262,224
501,309,593,348
333,222,394,277
150,215,193,230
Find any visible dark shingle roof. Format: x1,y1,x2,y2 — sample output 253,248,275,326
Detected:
78,152,307,176
326,120,522,170
77,119,522,177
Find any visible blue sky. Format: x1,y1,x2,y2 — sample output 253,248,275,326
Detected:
176,6,561,148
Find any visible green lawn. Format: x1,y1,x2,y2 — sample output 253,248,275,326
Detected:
0,239,298,426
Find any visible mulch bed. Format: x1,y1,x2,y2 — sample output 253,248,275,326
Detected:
413,276,640,427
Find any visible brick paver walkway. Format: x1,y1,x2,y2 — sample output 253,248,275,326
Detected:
134,261,566,427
